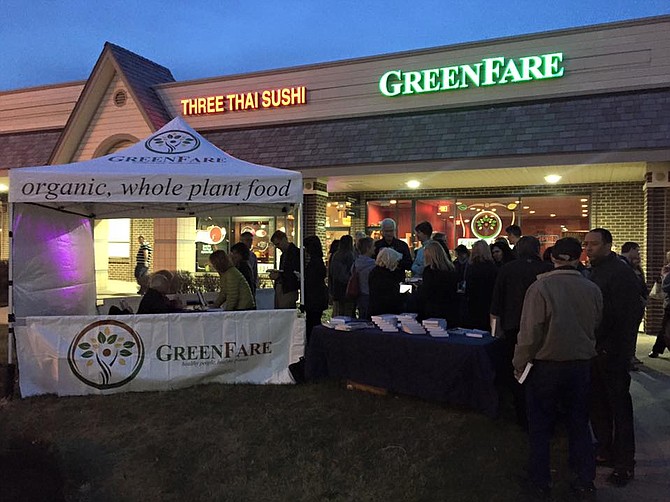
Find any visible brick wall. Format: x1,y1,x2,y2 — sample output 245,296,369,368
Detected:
304,192,328,244
644,186,670,335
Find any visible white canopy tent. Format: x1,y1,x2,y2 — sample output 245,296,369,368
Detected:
8,117,304,363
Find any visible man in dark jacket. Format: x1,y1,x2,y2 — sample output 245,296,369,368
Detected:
490,236,553,427
619,241,648,370
584,228,642,486
270,230,301,309
373,218,413,281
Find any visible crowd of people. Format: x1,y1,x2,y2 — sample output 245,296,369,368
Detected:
125,218,670,497
308,220,667,497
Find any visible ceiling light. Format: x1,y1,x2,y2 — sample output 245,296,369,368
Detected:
436,212,442,216
389,199,397,204
529,210,536,214
580,198,588,202
544,174,562,184
449,215,454,219
406,180,421,189
550,213,556,217
514,200,521,204
464,219,470,223
491,208,497,212
523,206,530,210
581,204,588,208
582,214,588,217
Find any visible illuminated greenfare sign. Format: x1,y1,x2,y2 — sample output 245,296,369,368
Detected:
379,52,564,97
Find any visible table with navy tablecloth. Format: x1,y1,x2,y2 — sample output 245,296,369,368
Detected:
305,325,503,417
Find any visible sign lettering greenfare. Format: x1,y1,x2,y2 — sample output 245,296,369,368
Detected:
379,52,564,97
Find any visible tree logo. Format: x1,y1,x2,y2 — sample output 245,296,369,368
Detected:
145,130,200,154
470,210,502,240
67,320,145,390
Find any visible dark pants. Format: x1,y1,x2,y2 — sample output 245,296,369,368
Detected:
652,308,669,354
305,309,324,346
501,329,527,428
526,360,594,489
590,354,635,470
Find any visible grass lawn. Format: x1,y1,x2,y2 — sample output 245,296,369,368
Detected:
0,322,581,501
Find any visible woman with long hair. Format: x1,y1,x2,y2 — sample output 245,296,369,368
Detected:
303,235,329,344
417,241,459,327
328,234,356,317
465,240,498,330
209,250,255,310
490,240,515,267
650,250,670,358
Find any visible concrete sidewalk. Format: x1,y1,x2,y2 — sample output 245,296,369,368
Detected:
593,333,670,501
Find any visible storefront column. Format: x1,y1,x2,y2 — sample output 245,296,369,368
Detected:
153,217,196,273
644,162,670,335
303,179,328,244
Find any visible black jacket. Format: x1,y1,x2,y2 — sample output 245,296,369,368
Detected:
368,266,403,316
465,261,498,330
277,243,301,293
589,252,644,361
137,288,181,315
490,256,553,333
417,266,459,327
328,250,355,301
304,257,329,311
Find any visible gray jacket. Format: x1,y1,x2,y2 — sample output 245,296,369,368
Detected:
513,267,603,373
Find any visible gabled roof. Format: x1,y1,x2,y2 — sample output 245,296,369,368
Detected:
104,43,175,129
49,43,176,164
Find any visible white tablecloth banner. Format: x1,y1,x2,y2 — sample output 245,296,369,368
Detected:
15,309,305,397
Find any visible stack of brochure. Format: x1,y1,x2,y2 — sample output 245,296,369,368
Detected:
399,314,426,335
464,328,490,338
322,316,354,329
334,321,373,331
371,315,399,332
446,327,491,338
422,318,448,337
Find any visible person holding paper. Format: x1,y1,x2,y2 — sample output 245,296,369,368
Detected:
513,238,603,500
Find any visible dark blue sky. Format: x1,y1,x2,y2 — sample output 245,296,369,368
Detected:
1,0,668,91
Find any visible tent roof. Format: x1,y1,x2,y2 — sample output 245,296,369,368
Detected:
9,117,302,219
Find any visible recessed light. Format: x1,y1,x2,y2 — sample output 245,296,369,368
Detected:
436,212,442,216
544,174,562,184
550,213,556,217
523,206,530,210
582,214,588,217
491,208,497,212
464,219,470,223
581,204,588,208
514,200,521,204
580,198,588,202
529,210,536,214
449,215,454,219
406,180,420,189
389,199,397,204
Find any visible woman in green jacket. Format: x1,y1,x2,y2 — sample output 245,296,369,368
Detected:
209,250,256,310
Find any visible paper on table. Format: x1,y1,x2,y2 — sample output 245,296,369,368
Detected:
516,362,533,384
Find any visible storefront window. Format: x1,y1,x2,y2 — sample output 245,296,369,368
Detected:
454,197,520,247
325,200,353,253
366,200,413,246
518,195,590,254
195,216,231,272
415,199,456,250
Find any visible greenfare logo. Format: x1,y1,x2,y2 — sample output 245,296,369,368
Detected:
145,130,200,154
68,320,145,390
379,52,564,97
471,210,503,240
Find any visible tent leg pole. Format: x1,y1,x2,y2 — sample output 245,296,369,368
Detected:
7,202,13,366
297,203,304,308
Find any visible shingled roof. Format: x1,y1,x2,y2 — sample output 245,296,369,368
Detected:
0,129,63,169
105,42,175,130
203,88,670,170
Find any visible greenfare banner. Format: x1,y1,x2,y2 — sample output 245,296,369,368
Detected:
15,310,305,396
379,52,564,97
